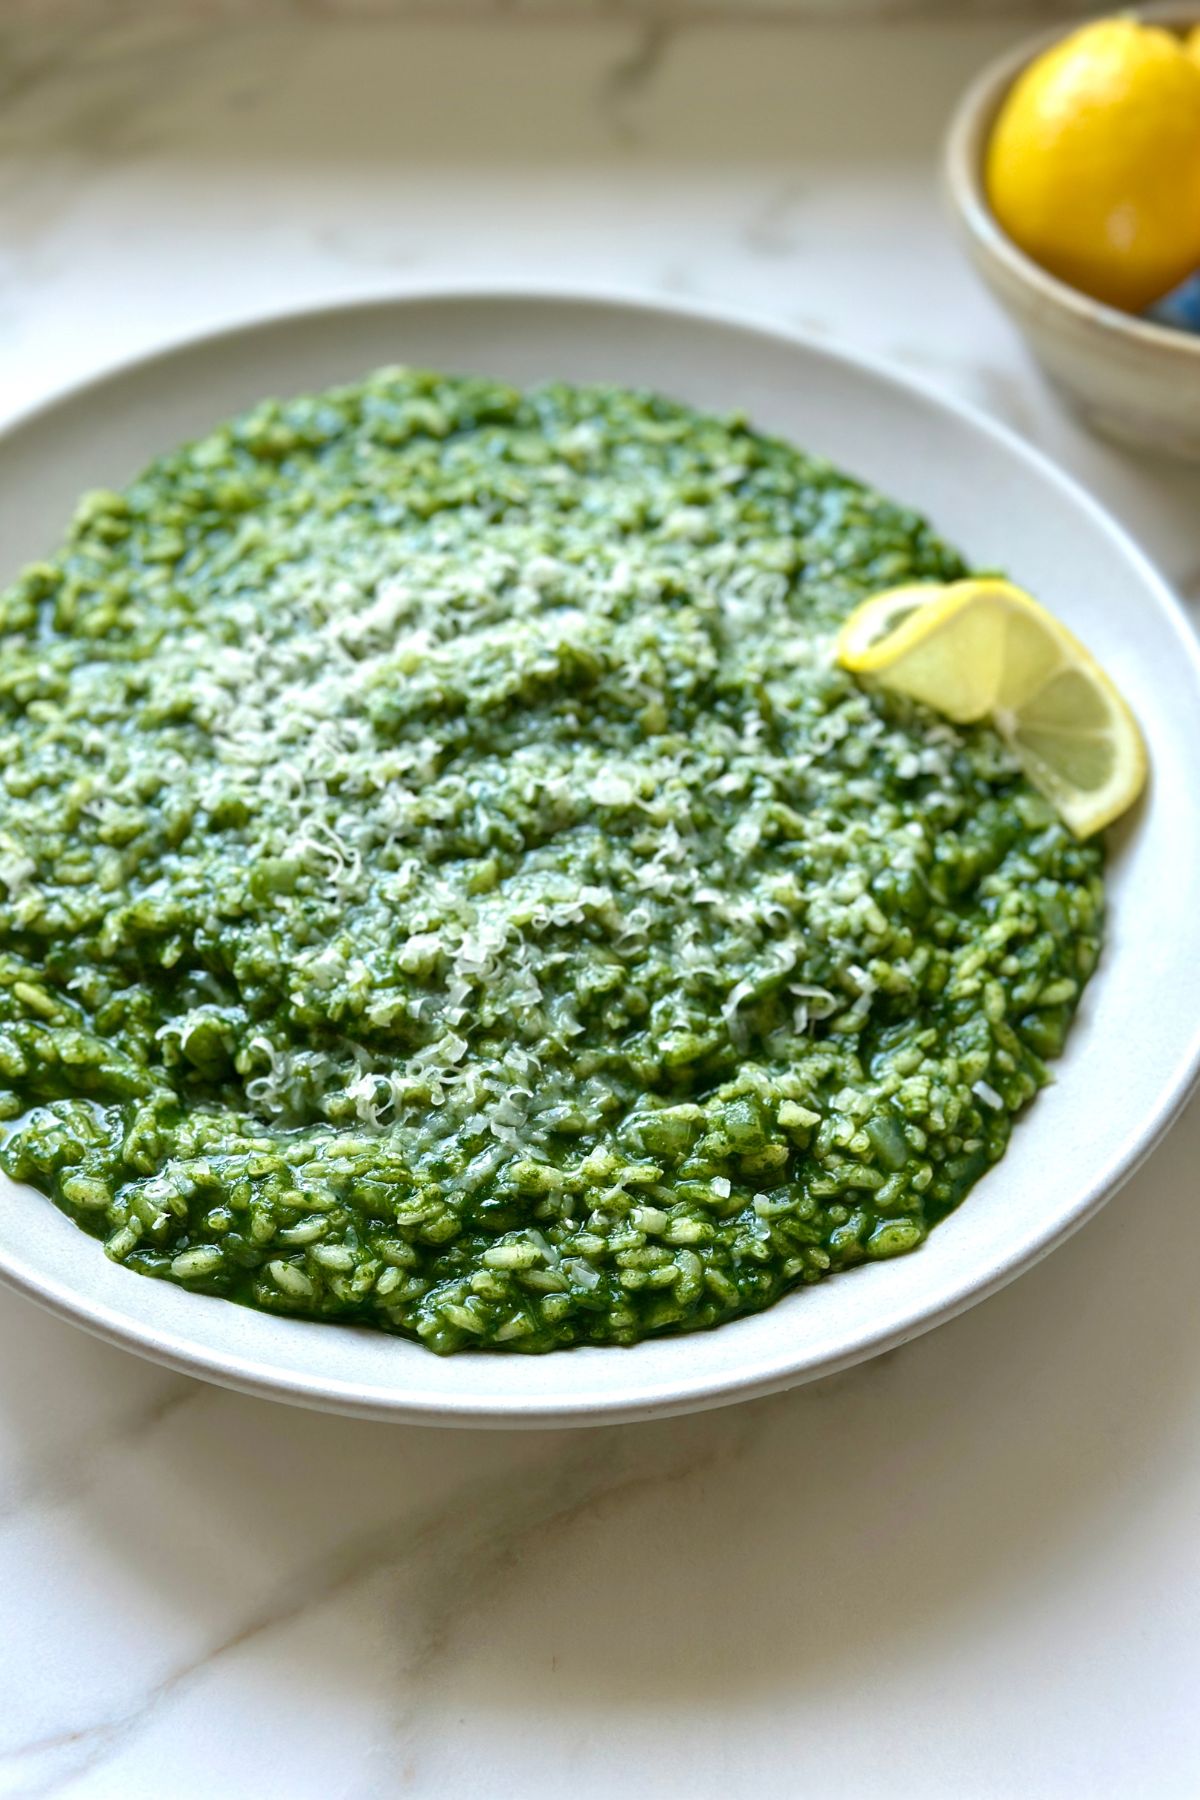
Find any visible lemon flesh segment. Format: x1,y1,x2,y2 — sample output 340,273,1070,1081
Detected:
831,583,944,663
835,579,1147,838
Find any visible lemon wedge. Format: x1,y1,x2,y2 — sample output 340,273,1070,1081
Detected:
835,578,1147,838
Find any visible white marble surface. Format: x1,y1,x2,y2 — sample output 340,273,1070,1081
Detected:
1,0,1094,26
2,14,1199,1798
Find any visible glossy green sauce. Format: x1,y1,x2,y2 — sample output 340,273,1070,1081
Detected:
0,369,1103,1353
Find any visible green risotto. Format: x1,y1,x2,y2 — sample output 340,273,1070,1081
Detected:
0,369,1104,1353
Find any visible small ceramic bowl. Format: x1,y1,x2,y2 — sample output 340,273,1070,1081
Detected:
943,6,1200,460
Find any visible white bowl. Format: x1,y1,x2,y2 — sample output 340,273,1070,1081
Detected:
1,289,1198,1427
944,7,1200,460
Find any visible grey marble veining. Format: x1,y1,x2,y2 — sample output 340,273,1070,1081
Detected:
0,12,1199,1798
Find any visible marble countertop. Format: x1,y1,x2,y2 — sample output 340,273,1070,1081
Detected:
2,12,1199,1798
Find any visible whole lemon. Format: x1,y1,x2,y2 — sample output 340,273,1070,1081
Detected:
986,19,1200,313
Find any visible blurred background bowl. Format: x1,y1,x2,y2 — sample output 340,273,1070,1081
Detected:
944,6,1200,462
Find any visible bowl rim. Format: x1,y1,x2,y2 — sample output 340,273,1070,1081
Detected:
1,283,1199,1428
943,2,1200,361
